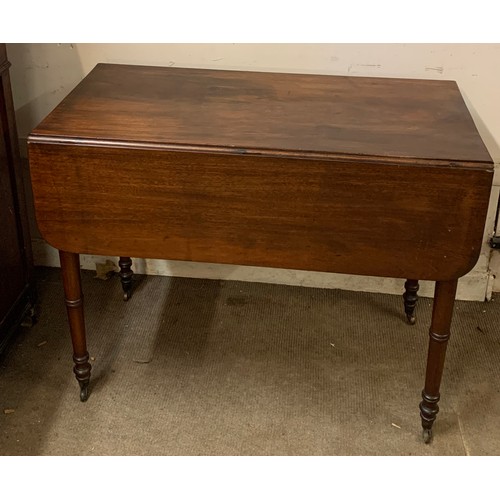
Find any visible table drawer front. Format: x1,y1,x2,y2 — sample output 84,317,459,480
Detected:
29,143,493,281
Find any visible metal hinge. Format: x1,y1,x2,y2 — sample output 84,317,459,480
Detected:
490,236,500,249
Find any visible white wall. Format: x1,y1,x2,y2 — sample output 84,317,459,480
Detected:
7,43,500,300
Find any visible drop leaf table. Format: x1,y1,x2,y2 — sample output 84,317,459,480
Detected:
28,64,494,443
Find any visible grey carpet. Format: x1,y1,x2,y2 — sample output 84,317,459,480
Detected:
1,267,499,455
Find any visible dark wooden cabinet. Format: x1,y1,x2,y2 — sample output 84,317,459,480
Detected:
0,43,35,352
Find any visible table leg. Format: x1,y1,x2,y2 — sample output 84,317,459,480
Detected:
419,279,458,443
59,250,92,402
403,279,419,324
119,256,133,301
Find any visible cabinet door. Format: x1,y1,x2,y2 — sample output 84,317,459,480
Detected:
0,96,25,321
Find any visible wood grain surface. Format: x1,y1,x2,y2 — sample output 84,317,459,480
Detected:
28,64,494,281
29,64,492,165
29,143,492,281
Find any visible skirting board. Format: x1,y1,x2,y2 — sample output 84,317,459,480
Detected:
32,238,493,302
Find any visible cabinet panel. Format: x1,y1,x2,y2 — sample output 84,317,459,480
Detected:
0,43,35,350
0,108,25,319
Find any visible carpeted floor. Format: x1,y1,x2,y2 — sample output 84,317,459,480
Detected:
1,267,499,455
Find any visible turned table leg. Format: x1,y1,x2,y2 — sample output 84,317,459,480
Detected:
403,279,419,325
419,279,458,443
59,251,92,402
119,256,133,301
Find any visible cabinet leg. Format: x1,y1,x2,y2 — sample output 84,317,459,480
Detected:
403,279,419,325
419,279,457,443
59,251,92,402
119,256,133,301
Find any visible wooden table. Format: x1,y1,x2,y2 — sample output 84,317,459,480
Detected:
28,64,493,443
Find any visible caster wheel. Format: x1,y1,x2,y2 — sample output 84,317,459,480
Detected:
79,383,89,402
123,290,131,301
422,428,433,444
21,307,38,327
406,313,416,325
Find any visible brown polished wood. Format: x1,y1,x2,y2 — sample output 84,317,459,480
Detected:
118,256,133,301
59,250,91,401
28,144,492,282
419,279,458,443
31,64,492,165
0,44,36,352
27,64,494,442
403,279,419,325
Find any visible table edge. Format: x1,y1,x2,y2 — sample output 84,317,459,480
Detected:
27,134,494,170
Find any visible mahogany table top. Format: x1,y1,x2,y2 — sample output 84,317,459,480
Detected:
30,63,492,167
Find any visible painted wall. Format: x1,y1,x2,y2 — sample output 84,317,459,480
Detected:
7,43,500,300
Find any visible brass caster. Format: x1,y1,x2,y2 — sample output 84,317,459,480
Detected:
406,313,416,325
422,428,433,444
21,306,38,327
79,382,89,402
123,290,131,301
